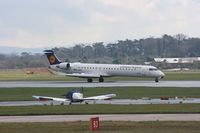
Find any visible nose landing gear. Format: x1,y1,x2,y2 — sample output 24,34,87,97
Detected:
155,77,159,82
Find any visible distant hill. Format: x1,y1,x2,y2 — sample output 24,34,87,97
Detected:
0,46,45,54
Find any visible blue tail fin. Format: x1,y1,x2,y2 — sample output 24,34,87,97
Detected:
44,50,61,65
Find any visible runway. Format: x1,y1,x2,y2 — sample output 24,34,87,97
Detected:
0,80,200,88
1,98,200,106
1,114,200,122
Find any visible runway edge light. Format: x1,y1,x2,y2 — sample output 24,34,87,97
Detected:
90,117,100,131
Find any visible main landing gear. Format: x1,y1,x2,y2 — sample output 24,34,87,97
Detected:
87,77,104,82
99,77,104,82
87,78,93,82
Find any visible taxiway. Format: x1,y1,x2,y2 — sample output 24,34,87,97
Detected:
1,98,200,106
1,114,200,122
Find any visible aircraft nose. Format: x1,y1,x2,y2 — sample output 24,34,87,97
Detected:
160,71,165,78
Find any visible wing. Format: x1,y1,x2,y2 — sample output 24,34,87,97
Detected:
83,94,116,100
65,73,101,78
32,95,69,102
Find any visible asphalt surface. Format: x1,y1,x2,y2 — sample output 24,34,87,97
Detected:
1,98,200,106
1,114,200,122
0,80,200,88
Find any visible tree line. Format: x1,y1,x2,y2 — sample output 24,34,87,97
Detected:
0,34,200,69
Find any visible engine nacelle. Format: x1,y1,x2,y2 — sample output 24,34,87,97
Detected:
58,63,70,69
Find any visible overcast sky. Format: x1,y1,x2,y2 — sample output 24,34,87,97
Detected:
0,0,200,48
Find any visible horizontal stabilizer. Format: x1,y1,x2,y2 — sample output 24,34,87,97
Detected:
44,50,54,53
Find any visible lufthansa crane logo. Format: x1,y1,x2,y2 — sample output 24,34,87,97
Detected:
49,55,56,64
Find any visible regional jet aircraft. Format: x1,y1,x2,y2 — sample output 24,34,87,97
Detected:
44,50,165,82
33,89,116,105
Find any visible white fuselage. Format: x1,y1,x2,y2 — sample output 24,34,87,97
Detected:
49,62,165,79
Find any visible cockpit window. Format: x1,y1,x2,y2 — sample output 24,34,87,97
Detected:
149,68,158,71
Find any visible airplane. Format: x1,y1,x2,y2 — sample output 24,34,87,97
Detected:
32,88,116,105
44,50,165,82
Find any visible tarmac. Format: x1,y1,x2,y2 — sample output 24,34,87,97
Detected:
0,80,200,88
1,98,200,106
1,114,200,122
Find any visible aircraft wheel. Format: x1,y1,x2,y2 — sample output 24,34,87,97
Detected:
155,77,159,82
99,77,104,82
87,78,93,82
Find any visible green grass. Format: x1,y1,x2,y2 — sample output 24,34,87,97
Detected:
0,69,200,81
0,87,200,101
0,104,200,116
163,70,200,80
0,69,79,81
1,121,200,133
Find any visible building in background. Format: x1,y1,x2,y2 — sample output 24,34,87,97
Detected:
154,57,200,70
154,57,200,64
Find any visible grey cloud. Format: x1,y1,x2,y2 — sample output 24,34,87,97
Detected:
0,0,200,47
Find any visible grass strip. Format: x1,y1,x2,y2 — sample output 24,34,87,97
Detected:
0,87,200,101
0,121,200,133
0,104,200,116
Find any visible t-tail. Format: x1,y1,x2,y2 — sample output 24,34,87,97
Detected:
44,50,62,65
